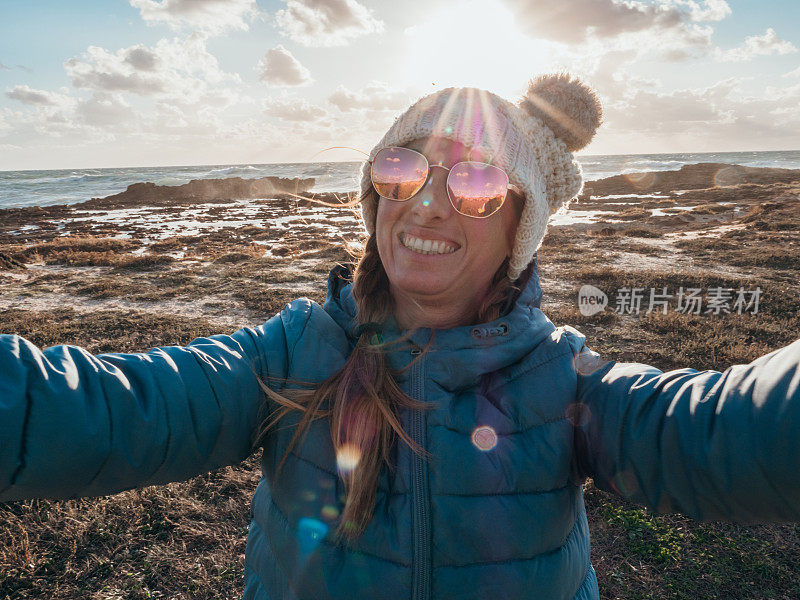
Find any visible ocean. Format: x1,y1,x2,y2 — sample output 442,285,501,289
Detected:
1,150,799,210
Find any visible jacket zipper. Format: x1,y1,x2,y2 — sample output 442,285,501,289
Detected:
409,347,431,600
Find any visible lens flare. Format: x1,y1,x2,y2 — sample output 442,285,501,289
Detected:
714,167,742,187
471,425,498,451
611,470,639,498
321,505,340,520
336,443,362,473
624,171,655,190
298,517,328,554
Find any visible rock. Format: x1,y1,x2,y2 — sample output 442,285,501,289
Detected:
75,176,317,209
586,163,800,195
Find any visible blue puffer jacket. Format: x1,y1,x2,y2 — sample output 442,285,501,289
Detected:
2,260,800,600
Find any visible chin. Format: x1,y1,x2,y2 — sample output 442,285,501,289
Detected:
390,270,453,297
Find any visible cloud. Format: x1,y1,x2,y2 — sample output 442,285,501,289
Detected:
65,47,167,94
654,23,714,61
673,0,731,22
784,66,800,78
502,0,680,43
583,39,800,152
64,34,239,101
257,45,312,86
263,96,327,121
614,82,732,131
0,35,249,148
0,62,10,70
76,93,136,127
501,0,731,52
587,70,800,153
716,28,798,62
124,46,160,71
328,81,411,112
274,0,383,47
144,100,227,136
6,85,73,107
129,0,259,34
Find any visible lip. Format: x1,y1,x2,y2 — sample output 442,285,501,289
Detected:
397,230,461,257
399,229,461,247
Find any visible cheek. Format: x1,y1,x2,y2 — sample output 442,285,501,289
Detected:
466,219,515,263
375,201,398,257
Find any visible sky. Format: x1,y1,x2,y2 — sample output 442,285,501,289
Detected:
0,0,799,170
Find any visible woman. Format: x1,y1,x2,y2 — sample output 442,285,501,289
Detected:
1,73,799,600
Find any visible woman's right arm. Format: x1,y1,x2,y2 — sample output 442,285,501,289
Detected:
0,313,290,503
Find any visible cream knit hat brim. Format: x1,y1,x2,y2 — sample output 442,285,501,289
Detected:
360,73,602,281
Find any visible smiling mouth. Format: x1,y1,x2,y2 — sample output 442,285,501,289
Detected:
400,233,459,255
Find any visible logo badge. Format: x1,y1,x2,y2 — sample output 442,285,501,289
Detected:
578,285,608,316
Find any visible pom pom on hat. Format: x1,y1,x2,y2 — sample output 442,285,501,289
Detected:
519,73,602,152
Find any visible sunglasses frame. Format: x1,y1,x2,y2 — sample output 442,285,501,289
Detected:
369,146,520,219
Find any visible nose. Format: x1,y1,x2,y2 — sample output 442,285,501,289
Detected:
410,164,453,221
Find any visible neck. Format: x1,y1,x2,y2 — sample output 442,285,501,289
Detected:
391,285,487,330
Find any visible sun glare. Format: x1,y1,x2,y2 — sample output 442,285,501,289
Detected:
402,0,555,97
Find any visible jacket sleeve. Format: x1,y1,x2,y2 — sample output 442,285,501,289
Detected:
0,315,290,503
567,327,800,523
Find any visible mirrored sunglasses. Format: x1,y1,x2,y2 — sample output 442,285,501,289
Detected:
369,146,515,219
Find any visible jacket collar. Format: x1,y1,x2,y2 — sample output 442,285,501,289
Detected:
322,255,556,389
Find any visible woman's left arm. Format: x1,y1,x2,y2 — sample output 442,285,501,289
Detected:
568,329,800,523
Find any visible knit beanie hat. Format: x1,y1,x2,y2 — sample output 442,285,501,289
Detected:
359,73,602,280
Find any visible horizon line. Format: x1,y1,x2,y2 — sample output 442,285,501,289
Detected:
2,148,800,174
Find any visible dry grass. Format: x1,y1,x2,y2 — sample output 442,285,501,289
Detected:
585,486,800,600
622,227,663,238
0,308,225,354
40,251,176,270
2,175,800,599
618,242,665,256
0,458,260,600
14,236,135,260
690,203,734,214
615,207,651,220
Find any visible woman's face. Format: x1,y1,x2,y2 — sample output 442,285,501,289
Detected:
375,137,522,318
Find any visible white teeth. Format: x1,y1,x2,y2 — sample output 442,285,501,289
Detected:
401,234,456,255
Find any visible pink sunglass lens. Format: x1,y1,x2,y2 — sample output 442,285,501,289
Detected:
371,147,428,200
447,162,508,218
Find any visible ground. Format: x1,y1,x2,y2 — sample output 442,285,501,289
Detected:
1,163,799,599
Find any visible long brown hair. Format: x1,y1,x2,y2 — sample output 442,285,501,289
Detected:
252,189,533,541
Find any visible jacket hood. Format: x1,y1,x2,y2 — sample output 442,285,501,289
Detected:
322,254,556,389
